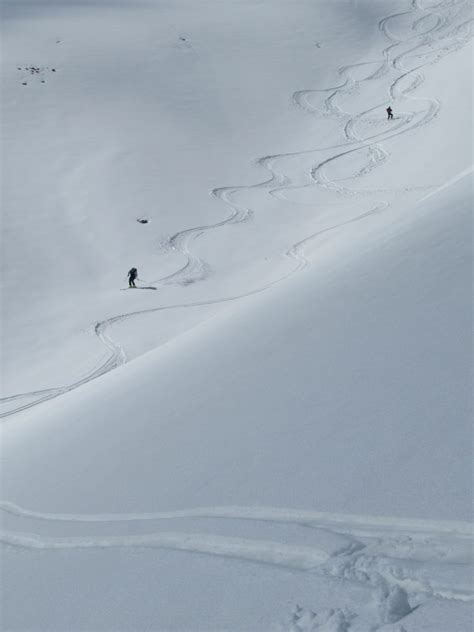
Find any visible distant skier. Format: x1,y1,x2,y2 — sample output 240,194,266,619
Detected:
127,267,138,288
386,106,394,120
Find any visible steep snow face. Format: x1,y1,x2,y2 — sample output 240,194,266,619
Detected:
2,0,471,402
1,175,473,630
1,0,389,397
1,0,473,630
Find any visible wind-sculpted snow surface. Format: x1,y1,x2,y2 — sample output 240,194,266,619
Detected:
1,0,472,419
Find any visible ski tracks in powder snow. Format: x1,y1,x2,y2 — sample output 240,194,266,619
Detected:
1,502,472,629
1,0,472,419
2,3,472,627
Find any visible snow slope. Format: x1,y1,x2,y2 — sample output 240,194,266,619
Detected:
1,0,473,630
2,0,396,399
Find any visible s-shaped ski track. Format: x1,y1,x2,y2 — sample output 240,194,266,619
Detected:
1,0,472,419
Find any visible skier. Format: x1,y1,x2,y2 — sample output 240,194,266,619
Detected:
386,106,394,120
127,267,138,288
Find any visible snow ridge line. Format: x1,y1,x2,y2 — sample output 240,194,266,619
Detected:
1,0,472,418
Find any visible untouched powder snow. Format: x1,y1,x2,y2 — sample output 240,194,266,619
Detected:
1,0,473,630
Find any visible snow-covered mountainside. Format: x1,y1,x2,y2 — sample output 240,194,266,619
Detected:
1,0,472,629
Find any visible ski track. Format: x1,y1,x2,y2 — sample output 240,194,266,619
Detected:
1,0,472,429
1,502,472,629
2,2,472,628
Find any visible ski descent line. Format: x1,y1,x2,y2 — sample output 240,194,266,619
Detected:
1,0,472,419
